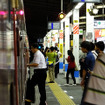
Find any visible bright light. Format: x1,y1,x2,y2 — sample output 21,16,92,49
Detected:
0,11,7,15
19,10,24,15
38,46,41,49
74,3,84,9
60,14,64,19
58,12,65,19
93,8,98,14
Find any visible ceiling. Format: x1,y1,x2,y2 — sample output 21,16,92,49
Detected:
23,0,105,44
23,0,76,44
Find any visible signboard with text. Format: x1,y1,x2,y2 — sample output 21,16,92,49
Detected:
94,20,105,29
48,22,61,30
94,29,105,38
73,0,102,3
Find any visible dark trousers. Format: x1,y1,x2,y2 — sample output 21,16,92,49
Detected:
82,102,96,105
55,63,59,78
80,78,89,105
66,68,76,84
80,64,84,78
25,69,47,105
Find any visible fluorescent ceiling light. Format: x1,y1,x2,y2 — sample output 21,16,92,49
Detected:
66,11,73,18
74,3,84,9
96,5,105,9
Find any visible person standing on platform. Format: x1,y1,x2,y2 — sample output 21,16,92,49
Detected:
83,41,105,105
46,46,57,83
80,41,95,105
65,50,76,86
90,42,98,60
54,47,62,78
79,48,86,78
25,43,47,105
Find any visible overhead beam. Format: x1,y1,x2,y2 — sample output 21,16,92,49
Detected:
96,5,105,9
79,14,105,19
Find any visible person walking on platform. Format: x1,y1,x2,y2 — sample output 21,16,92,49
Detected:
83,41,105,105
46,46,57,83
65,50,76,86
25,43,47,105
80,41,95,105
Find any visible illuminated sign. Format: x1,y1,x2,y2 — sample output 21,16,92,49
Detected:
73,0,102,2
48,22,61,30
94,20,105,29
94,29,105,39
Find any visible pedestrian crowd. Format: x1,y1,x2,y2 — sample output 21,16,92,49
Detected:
25,41,105,105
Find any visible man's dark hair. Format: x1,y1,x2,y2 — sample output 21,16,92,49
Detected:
54,47,58,52
81,41,91,51
95,41,105,51
50,46,54,51
31,43,38,49
90,42,95,51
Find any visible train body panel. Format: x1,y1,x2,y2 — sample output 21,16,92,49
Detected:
0,0,29,105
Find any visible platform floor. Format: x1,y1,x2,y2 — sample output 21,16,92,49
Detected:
30,72,83,105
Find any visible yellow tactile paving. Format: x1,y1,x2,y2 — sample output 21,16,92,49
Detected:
46,74,76,105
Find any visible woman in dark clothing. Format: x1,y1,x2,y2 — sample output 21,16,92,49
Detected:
65,50,76,85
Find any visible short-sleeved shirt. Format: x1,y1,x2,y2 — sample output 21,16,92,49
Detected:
46,52,57,64
84,51,95,78
33,50,47,69
67,56,76,69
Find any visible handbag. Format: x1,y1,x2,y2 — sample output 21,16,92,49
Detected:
75,64,78,71
74,63,79,77
74,70,79,77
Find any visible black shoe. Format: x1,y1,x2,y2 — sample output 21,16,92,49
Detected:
48,81,55,83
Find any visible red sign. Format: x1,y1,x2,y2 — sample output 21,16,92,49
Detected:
59,32,63,39
94,29,101,38
52,37,55,41
73,25,79,34
48,40,50,43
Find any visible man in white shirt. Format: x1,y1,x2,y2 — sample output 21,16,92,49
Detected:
25,43,47,105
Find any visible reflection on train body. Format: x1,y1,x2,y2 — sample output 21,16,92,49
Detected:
0,0,29,105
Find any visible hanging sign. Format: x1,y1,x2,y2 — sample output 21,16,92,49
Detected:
48,22,61,30
73,0,102,2
94,20,105,29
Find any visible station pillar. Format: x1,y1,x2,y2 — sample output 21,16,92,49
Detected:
86,3,94,42
73,9,80,83
43,37,46,49
59,22,63,73
64,18,70,74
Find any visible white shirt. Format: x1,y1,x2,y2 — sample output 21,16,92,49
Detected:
33,50,46,69
58,51,62,58
92,50,98,60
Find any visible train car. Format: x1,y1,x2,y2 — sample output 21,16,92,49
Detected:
0,0,29,105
